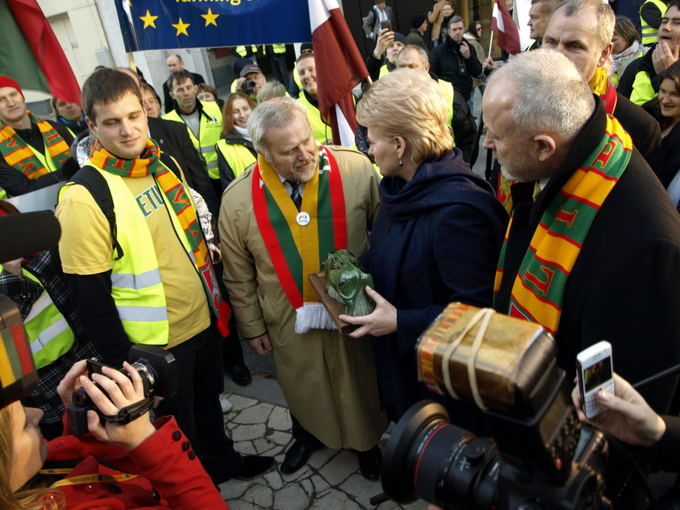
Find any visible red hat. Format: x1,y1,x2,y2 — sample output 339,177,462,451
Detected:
0,77,24,99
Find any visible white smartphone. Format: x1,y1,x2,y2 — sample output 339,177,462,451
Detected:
576,340,615,419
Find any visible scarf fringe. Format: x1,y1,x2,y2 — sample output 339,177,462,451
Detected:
295,303,337,334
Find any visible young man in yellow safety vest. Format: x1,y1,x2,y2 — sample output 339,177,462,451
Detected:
56,68,274,485
163,70,222,188
0,76,78,198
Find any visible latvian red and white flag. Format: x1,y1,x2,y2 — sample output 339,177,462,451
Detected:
308,0,369,146
491,0,521,55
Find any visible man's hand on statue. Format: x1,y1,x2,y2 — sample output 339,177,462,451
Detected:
652,39,679,74
339,287,397,338
249,333,273,355
460,40,471,59
374,28,393,59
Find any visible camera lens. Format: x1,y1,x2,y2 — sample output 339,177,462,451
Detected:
131,360,157,397
71,387,91,407
382,400,499,509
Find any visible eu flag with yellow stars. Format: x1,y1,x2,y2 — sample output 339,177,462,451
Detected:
117,0,312,51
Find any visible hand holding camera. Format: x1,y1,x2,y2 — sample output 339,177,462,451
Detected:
59,359,156,450
373,28,394,59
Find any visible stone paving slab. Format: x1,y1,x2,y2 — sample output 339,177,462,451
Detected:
218,382,428,510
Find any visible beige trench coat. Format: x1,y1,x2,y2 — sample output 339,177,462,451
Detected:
218,146,387,451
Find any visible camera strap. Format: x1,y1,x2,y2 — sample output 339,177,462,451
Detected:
440,307,495,410
101,396,155,425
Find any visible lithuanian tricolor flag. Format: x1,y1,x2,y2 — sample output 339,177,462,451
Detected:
0,0,81,105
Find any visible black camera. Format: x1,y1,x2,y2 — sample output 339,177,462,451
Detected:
380,304,610,509
243,79,258,95
67,345,177,435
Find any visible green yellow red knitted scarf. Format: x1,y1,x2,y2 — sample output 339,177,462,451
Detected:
493,114,632,334
252,145,347,333
90,139,223,317
0,111,71,179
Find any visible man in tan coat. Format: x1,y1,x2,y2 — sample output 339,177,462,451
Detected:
219,97,387,479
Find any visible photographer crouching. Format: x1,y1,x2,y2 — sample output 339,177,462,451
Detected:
1,358,227,509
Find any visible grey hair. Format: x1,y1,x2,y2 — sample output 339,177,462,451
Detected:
256,81,287,103
247,97,309,157
486,49,594,138
550,0,615,49
448,15,465,29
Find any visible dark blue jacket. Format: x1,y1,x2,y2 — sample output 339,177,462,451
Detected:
362,149,508,422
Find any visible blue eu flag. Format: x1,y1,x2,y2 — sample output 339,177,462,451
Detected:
116,0,312,51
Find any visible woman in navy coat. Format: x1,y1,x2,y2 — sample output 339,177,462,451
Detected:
342,69,508,424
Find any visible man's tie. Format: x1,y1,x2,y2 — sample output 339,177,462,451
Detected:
286,180,302,211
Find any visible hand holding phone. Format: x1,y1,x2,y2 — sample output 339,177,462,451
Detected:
576,341,615,419
380,20,392,31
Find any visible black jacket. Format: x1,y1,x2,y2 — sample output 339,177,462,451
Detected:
147,117,219,215
495,98,680,414
0,120,77,197
430,37,483,100
362,149,507,422
612,91,661,161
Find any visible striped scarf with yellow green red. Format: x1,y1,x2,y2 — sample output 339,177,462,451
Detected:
252,145,347,334
493,114,632,334
90,139,223,318
0,111,71,179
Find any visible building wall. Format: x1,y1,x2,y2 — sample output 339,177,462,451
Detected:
37,0,112,86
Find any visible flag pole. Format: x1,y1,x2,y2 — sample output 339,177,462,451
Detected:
487,31,494,59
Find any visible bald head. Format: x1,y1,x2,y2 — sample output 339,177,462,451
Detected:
167,54,184,73
396,45,430,72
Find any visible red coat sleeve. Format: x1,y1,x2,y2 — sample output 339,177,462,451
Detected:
126,417,228,510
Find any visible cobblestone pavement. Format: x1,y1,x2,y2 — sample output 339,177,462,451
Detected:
217,391,427,510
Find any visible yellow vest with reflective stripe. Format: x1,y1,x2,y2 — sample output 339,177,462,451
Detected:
235,45,259,57
25,144,58,174
215,139,256,180
163,101,223,180
296,93,331,144
436,80,455,128
379,65,390,79
21,269,75,369
630,70,656,105
60,163,207,345
640,0,667,45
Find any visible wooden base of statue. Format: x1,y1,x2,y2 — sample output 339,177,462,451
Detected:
308,272,359,336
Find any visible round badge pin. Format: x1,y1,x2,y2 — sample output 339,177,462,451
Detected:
296,212,310,226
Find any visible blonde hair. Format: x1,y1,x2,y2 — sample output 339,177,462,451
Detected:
0,406,62,510
356,69,452,163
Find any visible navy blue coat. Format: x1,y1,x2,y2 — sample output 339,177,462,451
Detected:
361,149,508,422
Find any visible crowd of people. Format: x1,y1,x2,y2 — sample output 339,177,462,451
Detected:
3,0,680,507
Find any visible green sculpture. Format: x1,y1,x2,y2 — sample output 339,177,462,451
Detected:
323,249,375,316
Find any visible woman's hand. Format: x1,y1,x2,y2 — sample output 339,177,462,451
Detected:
571,373,666,446
57,359,89,406
79,362,156,451
339,287,397,338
